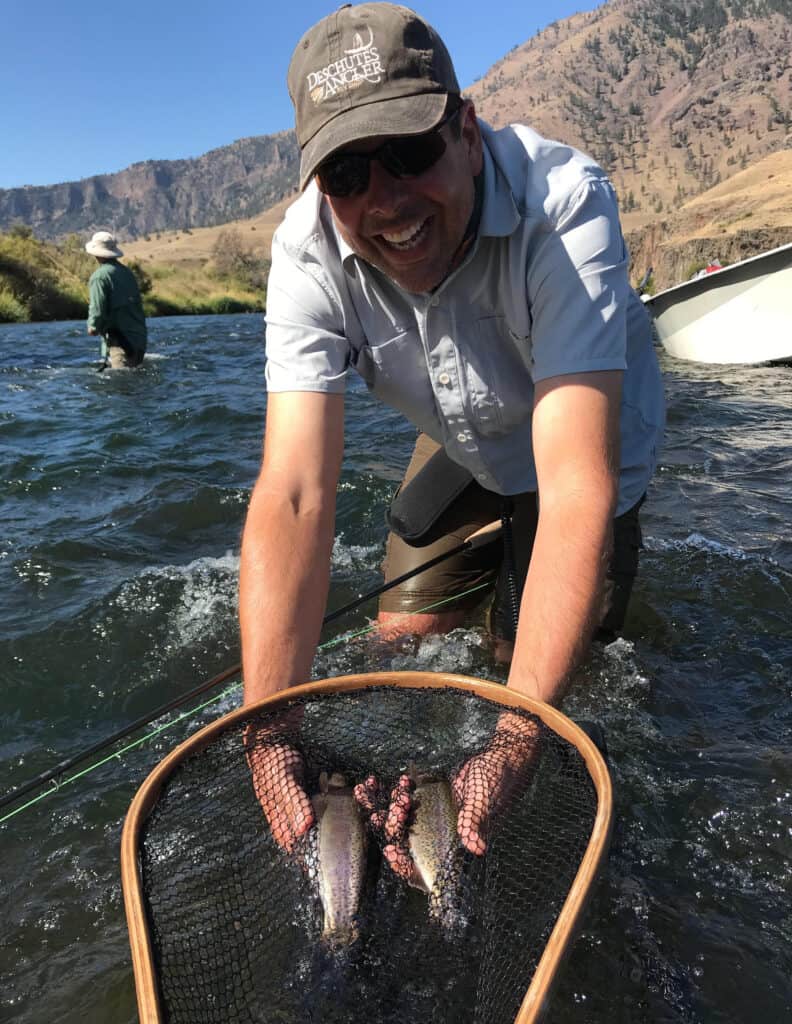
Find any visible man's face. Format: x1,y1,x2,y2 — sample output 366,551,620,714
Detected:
324,103,483,294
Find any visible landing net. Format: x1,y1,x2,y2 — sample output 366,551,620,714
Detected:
122,672,612,1023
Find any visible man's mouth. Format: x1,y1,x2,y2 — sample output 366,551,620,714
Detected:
378,218,430,251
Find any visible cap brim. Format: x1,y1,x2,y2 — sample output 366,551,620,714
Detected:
299,92,449,191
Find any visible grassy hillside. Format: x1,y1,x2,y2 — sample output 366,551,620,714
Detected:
0,225,268,324
121,194,295,265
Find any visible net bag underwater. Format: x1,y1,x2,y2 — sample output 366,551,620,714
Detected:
122,672,613,1023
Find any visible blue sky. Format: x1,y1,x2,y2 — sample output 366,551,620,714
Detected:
2,0,598,189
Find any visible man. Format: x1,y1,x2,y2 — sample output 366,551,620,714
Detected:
240,3,664,864
85,231,147,368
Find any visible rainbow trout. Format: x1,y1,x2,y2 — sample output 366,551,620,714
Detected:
311,772,367,945
407,775,459,922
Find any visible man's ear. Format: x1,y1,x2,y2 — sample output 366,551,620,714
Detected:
461,101,484,176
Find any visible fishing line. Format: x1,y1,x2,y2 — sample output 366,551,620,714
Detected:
1,528,500,820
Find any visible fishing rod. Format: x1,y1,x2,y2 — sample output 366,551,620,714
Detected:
0,520,501,814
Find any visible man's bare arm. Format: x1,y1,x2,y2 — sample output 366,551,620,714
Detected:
507,369,623,706
239,391,345,705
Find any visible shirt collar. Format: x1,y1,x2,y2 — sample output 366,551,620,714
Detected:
478,127,522,239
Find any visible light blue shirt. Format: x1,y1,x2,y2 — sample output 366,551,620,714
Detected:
265,121,665,514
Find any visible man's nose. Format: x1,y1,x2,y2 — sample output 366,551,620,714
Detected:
364,158,408,214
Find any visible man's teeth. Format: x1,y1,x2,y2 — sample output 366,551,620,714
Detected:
381,220,428,249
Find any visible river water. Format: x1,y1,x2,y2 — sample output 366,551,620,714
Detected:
1,315,790,1023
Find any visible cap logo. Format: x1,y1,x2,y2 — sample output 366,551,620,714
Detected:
306,28,384,103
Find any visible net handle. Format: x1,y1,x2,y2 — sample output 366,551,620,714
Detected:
121,671,612,1024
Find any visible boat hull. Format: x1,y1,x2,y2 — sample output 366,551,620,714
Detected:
645,243,792,365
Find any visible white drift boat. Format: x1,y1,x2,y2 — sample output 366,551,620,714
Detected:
644,241,792,365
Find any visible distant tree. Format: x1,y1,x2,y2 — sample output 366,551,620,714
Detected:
9,222,34,240
127,259,153,296
211,229,269,291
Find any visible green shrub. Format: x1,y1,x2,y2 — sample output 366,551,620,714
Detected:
685,260,707,279
0,287,28,323
127,259,153,295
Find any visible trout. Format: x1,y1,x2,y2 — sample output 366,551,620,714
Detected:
311,772,367,945
407,775,458,906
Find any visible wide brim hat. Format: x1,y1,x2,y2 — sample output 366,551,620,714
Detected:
85,231,123,258
288,3,460,190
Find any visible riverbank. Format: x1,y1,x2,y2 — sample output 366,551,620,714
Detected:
0,227,266,323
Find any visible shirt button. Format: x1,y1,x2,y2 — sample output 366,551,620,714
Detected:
437,372,451,385
456,432,467,442
478,473,488,481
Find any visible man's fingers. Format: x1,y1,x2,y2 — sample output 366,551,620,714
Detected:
353,775,380,814
264,787,315,852
384,774,413,842
246,739,314,853
455,764,492,856
383,842,417,883
457,808,488,856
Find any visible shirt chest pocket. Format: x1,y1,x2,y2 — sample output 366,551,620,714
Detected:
462,316,534,437
351,328,442,437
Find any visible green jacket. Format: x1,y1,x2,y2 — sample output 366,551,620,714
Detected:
87,261,148,352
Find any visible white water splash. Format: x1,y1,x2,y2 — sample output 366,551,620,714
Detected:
647,532,749,561
331,536,380,569
113,551,239,647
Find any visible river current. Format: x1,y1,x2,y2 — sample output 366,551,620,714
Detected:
1,315,790,1023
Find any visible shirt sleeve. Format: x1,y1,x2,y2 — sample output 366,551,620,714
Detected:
527,177,629,383
264,232,352,395
87,271,111,333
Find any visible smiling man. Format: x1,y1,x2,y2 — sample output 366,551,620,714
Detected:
240,3,664,857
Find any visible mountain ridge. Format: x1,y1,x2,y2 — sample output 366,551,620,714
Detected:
0,133,299,241
2,0,791,263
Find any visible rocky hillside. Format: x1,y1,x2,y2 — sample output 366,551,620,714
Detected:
2,0,790,247
625,148,792,287
467,0,792,227
0,133,299,241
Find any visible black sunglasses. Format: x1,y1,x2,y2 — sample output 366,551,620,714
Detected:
315,105,463,199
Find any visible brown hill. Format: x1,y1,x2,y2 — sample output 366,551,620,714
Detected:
467,0,792,229
625,148,792,288
121,194,297,266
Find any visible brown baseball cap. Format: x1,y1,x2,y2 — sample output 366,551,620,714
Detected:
288,3,460,190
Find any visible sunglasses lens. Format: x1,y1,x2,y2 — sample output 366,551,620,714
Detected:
380,133,447,178
316,154,369,198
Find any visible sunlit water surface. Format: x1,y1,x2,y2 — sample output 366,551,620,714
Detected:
1,315,790,1023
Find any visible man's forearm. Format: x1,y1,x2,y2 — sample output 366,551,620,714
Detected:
507,495,613,706
239,486,336,705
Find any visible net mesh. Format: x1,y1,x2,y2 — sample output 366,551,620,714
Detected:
134,683,603,1023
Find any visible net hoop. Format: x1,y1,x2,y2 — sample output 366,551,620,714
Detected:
122,671,613,1024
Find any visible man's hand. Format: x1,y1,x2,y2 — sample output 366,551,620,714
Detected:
87,326,98,336
243,712,314,853
355,773,418,883
452,711,540,855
